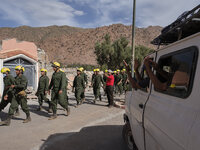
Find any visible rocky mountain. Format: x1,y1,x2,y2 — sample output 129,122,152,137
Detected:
0,24,162,65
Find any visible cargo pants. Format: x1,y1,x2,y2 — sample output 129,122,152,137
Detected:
51,90,68,114
8,94,30,117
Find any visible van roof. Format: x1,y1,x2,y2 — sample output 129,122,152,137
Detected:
152,5,200,45
156,32,200,53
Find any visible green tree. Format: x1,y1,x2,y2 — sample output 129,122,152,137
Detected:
94,34,114,68
135,45,154,64
111,37,132,69
94,34,154,70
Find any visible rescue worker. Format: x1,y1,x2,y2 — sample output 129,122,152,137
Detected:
113,71,117,93
48,62,70,120
91,69,96,85
0,65,31,126
0,67,18,114
91,69,96,96
103,70,108,96
35,69,51,112
21,67,25,74
72,68,85,107
121,69,128,93
115,69,123,96
92,69,104,103
103,70,108,83
79,67,88,102
60,69,70,105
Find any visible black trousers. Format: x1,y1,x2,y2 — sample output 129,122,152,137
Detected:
106,86,114,106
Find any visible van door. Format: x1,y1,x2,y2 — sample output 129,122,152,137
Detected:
129,53,156,150
144,46,198,150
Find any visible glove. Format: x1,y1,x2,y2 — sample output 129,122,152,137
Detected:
18,90,26,97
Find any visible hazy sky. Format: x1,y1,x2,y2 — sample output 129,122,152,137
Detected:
0,0,199,28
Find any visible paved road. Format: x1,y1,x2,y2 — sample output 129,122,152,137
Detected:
0,90,126,150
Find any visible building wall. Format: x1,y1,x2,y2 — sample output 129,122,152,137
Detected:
3,54,38,90
0,39,39,95
1,38,37,60
0,59,3,96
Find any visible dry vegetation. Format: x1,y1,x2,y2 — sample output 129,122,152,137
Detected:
0,24,162,65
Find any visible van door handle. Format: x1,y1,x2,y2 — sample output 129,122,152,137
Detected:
139,103,144,109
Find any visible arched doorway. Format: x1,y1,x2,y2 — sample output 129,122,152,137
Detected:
4,57,36,88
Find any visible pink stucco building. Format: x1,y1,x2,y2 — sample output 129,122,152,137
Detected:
0,38,39,95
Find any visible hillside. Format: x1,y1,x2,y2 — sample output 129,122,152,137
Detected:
0,24,162,65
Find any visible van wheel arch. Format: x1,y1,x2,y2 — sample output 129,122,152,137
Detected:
122,122,138,150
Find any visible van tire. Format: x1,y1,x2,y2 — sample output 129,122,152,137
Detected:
122,122,138,150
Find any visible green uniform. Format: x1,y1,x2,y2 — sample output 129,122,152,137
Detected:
49,71,68,114
80,72,87,99
103,74,107,95
73,75,85,104
93,74,104,101
91,74,96,86
66,77,69,103
36,75,50,107
62,72,69,104
81,72,88,85
114,74,117,93
115,74,123,95
122,73,128,92
103,74,107,83
0,74,15,111
8,74,30,117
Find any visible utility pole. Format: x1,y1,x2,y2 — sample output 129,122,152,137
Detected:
131,0,136,77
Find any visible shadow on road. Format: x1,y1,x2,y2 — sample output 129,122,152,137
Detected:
0,110,24,122
0,111,8,121
29,105,51,118
40,125,127,150
83,100,108,107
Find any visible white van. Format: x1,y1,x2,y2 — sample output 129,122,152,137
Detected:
123,5,200,150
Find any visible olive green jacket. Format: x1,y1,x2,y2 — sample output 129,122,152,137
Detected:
49,71,66,92
37,75,49,94
122,73,128,84
3,74,15,95
81,72,88,85
91,74,96,85
103,74,107,83
73,75,85,89
115,74,123,84
93,74,104,88
14,74,28,94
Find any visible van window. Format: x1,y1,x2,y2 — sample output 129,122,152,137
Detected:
137,63,151,92
156,46,198,98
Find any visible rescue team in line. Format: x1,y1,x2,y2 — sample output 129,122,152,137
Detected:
0,62,128,126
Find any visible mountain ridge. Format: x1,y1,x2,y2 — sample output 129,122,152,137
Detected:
0,24,162,65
